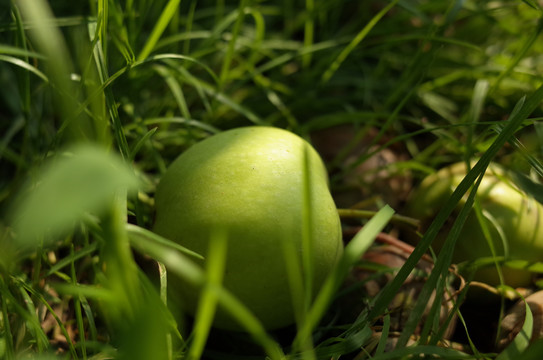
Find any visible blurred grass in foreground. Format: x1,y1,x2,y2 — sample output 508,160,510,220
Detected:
1,0,543,359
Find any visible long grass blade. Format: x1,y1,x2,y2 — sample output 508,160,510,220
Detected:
137,0,182,61
129,229,285,360
321,0,399,84
496,296,534,359
187,230,228,360
368,83,543,344
293,205,395,351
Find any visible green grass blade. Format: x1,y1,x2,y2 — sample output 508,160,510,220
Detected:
183,0,198,54
367,83,543,343
154,64,191,120
129,229,285,359
187,230,228,360
0,45,44,59
137,0,182,61
302,0,314,68
496,296,534,360
46,242,98,276
293,205,395,351
17,279,79,359
0,55,48,82
311,325,373,358
126,223,204,261
397,172,485,348
490,18,543,94
320,0,399,84
0,278,15,359
70,246,87,360
16,0,79,139
219,0,247,86
87,22,129,156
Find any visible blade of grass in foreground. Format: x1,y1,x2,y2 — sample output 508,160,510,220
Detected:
293,205,395,353
187,230,228,360
405,169,486,351
496,294,534,360
128,225,285,360
16,0,80,141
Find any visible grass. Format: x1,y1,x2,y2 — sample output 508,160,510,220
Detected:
1,0,543,359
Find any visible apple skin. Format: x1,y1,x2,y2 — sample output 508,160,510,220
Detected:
153,126,343,330
405,161,543,287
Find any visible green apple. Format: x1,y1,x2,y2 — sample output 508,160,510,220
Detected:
405,161,543,287
153,126,343,330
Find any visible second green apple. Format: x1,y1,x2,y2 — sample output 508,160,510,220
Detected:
405,162,543,287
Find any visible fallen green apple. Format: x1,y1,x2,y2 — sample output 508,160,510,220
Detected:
405,161,543,287
153,126,343,330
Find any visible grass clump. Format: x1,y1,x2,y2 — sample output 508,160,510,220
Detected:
1,0,543,359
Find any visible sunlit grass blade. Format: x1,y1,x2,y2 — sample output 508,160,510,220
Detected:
397,172,485,348
463,79,490,159
500,133,543,179
99,193,171,360
156,30,212,52
137,0,182,61
69,53,220,128
375,313,391,357
205,87,265,124
338,208,420,229
368,83,543,346
128,229,285,360
301,146,315,310
219,0,247,86
128,127,158,161
288,145,318,359
490,17,543,94
0,45,44,59
244,7,266,70
142,117,220,134
496,294,534,360
154,64,191,120
182,0,198,54
0,55,48,82
280,225,308,337
311,325,373,358
293,205,395,351
187,230,228,360
87,21,128,156
126,223,204,260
